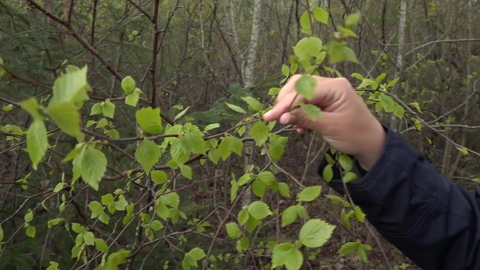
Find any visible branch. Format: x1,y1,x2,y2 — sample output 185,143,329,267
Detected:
405,38,480,56
127,0,152,21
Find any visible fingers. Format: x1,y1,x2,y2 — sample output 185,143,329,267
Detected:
263,91,302,122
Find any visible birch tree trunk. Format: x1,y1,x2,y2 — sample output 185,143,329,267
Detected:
389,0,407,131
242,0,263,207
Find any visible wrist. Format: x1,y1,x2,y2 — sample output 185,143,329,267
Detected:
355,121,387,171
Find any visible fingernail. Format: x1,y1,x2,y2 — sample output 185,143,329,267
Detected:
263,111,271,119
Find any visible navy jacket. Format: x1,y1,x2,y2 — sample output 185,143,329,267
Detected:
319,124,480,270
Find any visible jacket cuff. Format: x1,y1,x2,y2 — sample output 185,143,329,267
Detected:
317,123,391,203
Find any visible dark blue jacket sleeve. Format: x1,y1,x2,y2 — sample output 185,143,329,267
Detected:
318,124,480,270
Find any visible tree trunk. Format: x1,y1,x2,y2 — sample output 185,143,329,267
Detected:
389,0,407,131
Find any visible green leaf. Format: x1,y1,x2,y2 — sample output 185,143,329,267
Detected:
357,245,368,262
338,242,359,254
102,101,115,118
182,254,195,270
20,97,43,121
410,102,422,113
351,73,364,80
26,226,36,238
299,219,335,248
204,123,220,132
83,231,95,245
96,118,108,129
269,136,288,162
238,173,255,186
226,222,241,239
225,102,246,114
339,154,353,171
376,73,387,83
99,212,110,224
323,164,333,183
313,7,328,24
293,37,322,62
53,182,64,193
294,75,317,100
160,192,180,209
343,172,357,184
46,262,59,270
257,171,275,187
277,182,290,198
182,130,205,154
108,129,120,139
357,78,378,89
248,201,272,220
394,105,405,119
101,194,114,206
188,247,206,260
180,165,192,180
46,103,82,138
379,94,395,112
135,139,161,174
282,205,300,227
355,206,366,222
272,243,303,270
297,186,322,202
125,92,140,107
282,64,290,76
268,87,280,96
76,145,107,190
341,211,352,229
300,102,322,120
26,120,48,170
230,181,239,203
136,107,163,134
345,12,361,28
156,200,169,220
338,26,357,37
90,103,103,115
121,76,136,95
174,106,190,121
49,66,89,107
238,209,249,225
208,148,220,164
300,10,311,30
218,136,243,160
89,201,103,218
250,121,269,146
151,170,168,184
237,236,250,252
387,78,400,88
0,224,4,242
151,220,164,231
72,223,85,233
327,41,358,64
252,180,266,198
24,210,33,223
242,97,263,112
95,238,109,253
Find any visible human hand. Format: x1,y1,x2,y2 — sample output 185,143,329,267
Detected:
263,75,386,170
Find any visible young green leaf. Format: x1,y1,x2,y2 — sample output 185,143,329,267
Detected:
49,66,89,106
238,209,249,225
150,220,164,231
151,170,168,184
327,41,358,64
269,136,288,162
46,102,81,138
300,10,311,30
247,201,272,220
188,247,206,261
297,186,322,202
341,211,352,229
95,238,109,253
257,171,275,187
282,64,290,76
339,154,353,171
125,92,140,107
250,121,269,146
343,172,357,184
76,145,107,190
338,242,359,254
282,205,301,227
345,12,361,28
293,37,322,62
102,101,115,118
136,107,163,134
277,182,290,198
101,194,114,206
121,76,136,95
225,102,246,114
300,102,322,120
226,222,241,239
272,243,303,270
88,201,103,218
26,120,48,170
135,139,161,174
24,210,33,223
294,75,317,100
338,26,358,37
313,7,328,24
180,165,192,180
379,93,395,112
323,164,333,183
174,106,190,121
241,97,263,112
299,219,335,248
355,206,366,222
252,180,266,198
26,226,36,238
